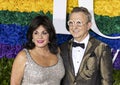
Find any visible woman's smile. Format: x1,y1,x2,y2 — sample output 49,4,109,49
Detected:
37,40,44,44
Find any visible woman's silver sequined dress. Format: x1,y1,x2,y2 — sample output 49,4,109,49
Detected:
21,49,65,85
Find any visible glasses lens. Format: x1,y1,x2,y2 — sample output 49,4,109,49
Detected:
76,20,82,26
68,20,74,26
68,20,85,27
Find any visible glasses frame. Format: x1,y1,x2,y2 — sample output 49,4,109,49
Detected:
67,20,88,27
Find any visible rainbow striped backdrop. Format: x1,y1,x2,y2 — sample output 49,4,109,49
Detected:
0,0,120,69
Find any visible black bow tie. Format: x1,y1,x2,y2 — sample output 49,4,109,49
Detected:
72,42,85,49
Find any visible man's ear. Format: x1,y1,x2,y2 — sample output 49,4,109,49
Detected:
87,22,92,30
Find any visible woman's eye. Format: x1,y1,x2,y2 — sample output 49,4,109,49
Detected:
42,31,48,35
33,31,38,34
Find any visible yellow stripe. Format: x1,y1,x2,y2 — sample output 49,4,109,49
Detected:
0,0,119,17
94,0,120,17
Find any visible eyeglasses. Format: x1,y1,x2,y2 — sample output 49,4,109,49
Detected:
67,20,87,27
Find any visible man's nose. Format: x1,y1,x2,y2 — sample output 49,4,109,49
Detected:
72,24,78,28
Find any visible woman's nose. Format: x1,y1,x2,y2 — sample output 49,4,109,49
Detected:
38,34,43,38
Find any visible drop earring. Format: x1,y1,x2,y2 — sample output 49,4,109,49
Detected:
32,39,34,42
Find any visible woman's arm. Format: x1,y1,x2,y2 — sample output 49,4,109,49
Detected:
10,50,27,85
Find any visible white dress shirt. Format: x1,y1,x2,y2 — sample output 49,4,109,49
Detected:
72,34,90,76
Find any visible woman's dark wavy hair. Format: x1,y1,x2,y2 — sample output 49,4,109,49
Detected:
24,15,58,54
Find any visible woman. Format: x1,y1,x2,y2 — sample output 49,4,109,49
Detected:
10,15,65,85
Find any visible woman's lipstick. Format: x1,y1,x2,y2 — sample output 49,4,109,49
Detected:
37,40,44,43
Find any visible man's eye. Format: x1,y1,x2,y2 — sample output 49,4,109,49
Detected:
77,21,81,24
68,21,74,26
69,21,73,24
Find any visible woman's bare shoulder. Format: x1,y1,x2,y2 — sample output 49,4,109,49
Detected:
14,49,27,62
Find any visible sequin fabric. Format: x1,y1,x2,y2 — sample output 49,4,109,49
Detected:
21,49,65,85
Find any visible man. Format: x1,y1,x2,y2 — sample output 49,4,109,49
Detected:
60,7,113,85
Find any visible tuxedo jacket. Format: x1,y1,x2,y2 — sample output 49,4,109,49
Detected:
60,36,113,85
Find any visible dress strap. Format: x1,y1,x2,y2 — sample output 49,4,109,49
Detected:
23,49,29,57
23,48,32,63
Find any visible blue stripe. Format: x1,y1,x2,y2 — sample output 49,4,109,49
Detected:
0,24,28,45
0,24,120,49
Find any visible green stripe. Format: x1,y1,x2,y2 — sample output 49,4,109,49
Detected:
95,14,120,35
0,10,120,35
0,10,52,25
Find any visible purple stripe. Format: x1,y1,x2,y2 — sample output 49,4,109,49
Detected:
113,50,120,70
0,43,23,58
0,43,120,69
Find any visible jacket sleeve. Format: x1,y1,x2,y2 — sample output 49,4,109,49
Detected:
98,44,113,85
